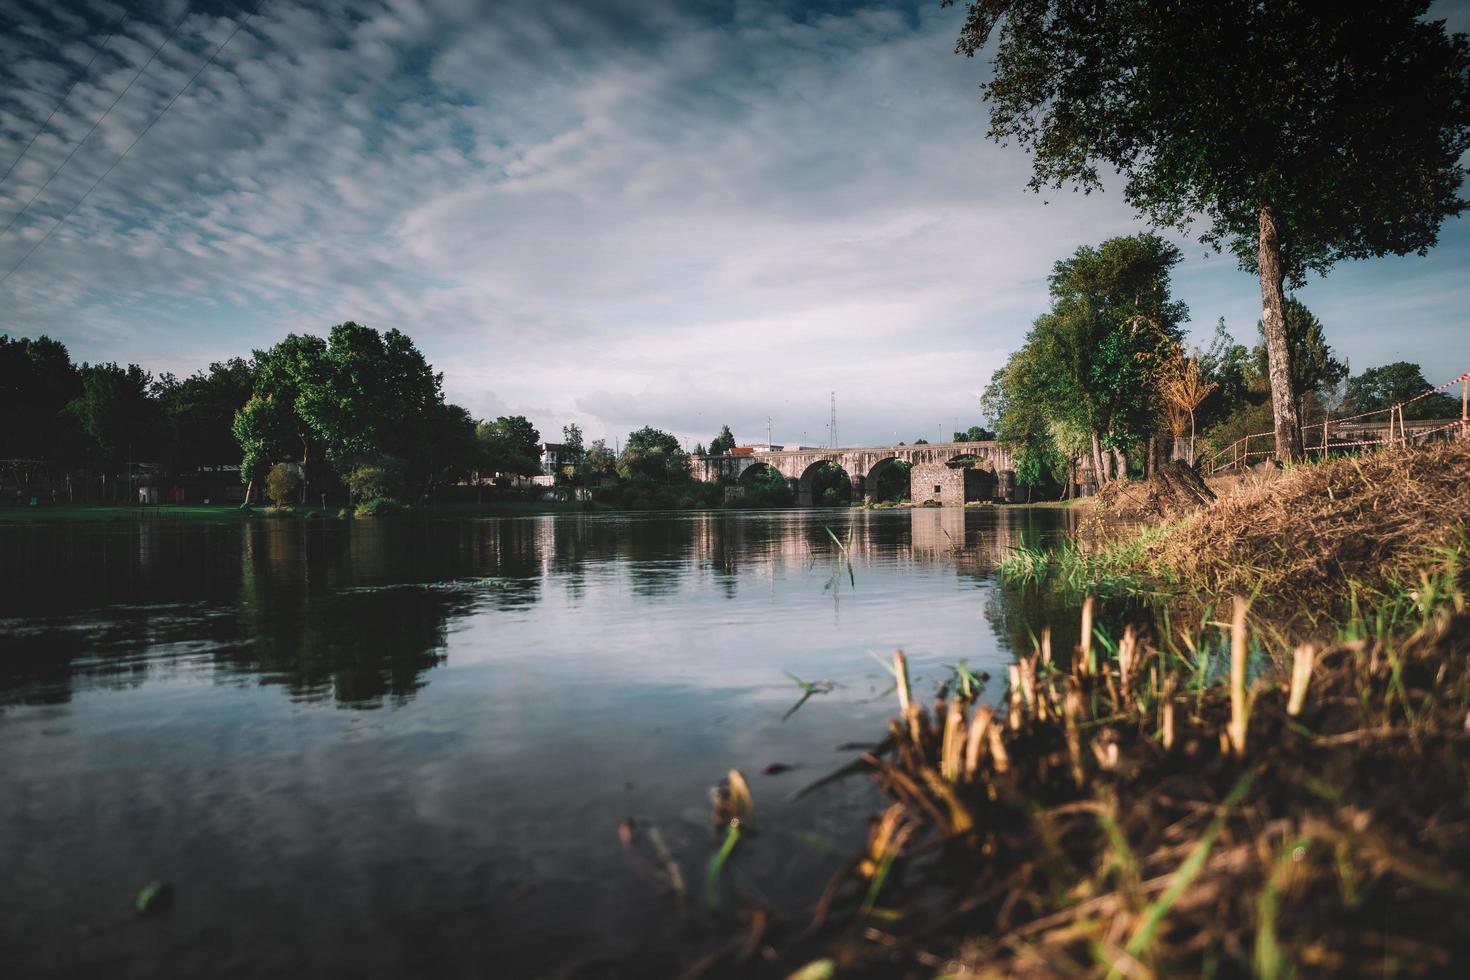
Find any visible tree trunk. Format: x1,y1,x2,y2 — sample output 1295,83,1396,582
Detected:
1090,431,1107,489
1258,203,1303,462
1146,434,1156,479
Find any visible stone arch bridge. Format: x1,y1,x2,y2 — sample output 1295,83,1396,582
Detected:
692,441,1015,507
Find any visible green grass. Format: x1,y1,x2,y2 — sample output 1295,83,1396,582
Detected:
0,504,254,524
998,531,1169,597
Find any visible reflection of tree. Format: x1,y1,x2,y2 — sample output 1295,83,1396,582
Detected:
225,587,455,706
233,523,469,707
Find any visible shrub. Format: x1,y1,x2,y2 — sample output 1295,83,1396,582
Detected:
265,463,300,507
353,497,408,518
344,456,407,503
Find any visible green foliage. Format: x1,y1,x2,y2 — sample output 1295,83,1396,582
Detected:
984,234,1185,486
741,464,794,507
155,359,255,473
808,462,852,506
708,425,737,455
870,460,912,503
1196,319,1260,432
0,334,84,461
343,456,407,503
477,415,541,477
584,438,616,478
1346,362,1460,420
264,463,300,507
948,0,1470,284
617,426,689,482
353,496,409,518
952,425,994,442
68,362,166,468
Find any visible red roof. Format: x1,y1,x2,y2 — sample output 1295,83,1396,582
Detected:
728,446,756,456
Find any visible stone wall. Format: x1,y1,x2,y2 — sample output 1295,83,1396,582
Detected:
911,462,1005,505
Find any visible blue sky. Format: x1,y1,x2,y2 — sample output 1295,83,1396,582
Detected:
2,0,1468,448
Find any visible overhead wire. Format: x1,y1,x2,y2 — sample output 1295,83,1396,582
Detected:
0,3,195,238
0,7,134,189
0,1,264,288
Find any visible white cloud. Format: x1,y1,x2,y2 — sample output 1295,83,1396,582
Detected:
1,0,1466,448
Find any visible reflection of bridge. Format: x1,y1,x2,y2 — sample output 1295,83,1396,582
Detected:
692,441,1015,506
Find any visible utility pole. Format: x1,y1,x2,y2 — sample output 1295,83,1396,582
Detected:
767,416,773,448
829,392,838,449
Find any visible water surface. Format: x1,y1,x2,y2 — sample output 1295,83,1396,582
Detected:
1,507,1080,977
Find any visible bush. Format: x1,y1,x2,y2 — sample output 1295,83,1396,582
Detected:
344,456,407,503
353,497,408,518
265,463,300,507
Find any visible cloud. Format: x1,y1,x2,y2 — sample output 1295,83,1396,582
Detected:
1,0,1466,448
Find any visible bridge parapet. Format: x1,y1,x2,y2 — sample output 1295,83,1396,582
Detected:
691,441,1015,504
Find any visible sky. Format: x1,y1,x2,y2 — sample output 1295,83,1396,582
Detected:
2,0,1468,450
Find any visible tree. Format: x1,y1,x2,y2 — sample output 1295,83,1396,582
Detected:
155,358,255,475
265,463,300,507
1029,235,1186,483
0,334,84,461
584,439,616,478
1345,362,1460,421
477,416,541,477
234,324,460,503
1196,319,1257,432
617,426,689,482
953,425,994,442
691,442,706,457
1252,298,1347,424
948,0,1470,461
236,333,328,502
1152,347,1218,464
708,425,737,456
68,362,166,498
561,423,585,468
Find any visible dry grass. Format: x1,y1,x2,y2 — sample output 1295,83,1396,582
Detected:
1124,439,1470,609
684,589,1470,979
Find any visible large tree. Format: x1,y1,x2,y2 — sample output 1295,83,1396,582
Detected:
948,0,1470,461
477,415,541,477
1029,234,1186,483
617,426,689,482
708,425,737,455
233,323,462,502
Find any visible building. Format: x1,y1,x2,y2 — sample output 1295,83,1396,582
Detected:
538,442,570,475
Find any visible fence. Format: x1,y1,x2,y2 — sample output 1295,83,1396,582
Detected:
1203,370,1470,475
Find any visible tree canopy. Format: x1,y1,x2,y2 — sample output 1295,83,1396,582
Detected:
708,425,737,455
1345,362,1460,421
617,426,689,482
477,416,542,477
233,323,475,501
947,0,1470,459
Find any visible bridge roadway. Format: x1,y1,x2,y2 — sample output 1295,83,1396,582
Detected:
691,441,1014,507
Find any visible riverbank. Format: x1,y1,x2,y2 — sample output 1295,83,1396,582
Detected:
0,499,603,524
683,440,1469,977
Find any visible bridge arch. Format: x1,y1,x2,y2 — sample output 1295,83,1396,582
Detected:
864,456,912,503
798,458,854,508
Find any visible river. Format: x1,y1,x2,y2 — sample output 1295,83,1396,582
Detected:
0,506,1084,977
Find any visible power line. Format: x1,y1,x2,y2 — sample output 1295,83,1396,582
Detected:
0,4,195,239
1,2,263,288
0,8,134,189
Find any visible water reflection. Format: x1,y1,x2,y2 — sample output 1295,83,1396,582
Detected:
0,508,1091,711
1,506,1117,977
